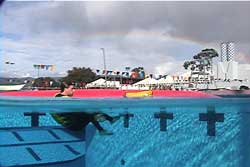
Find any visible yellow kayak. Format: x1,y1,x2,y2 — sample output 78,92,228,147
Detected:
125,90,153,98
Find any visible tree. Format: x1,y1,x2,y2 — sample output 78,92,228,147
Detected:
183,48,218,73
33,77,59,88
61,67,97,84
183,48,219,87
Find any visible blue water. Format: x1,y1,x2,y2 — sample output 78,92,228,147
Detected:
0,97,250,167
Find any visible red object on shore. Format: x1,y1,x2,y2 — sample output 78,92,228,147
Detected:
0,89,216,98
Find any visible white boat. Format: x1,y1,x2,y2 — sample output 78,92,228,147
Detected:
0,84,25,91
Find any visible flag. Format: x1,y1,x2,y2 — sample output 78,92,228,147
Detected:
108,71,112,75
50,65,54,71
45,65,50,70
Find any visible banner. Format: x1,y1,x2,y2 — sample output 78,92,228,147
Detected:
50,65,54,71
33,64,55,71
45,65,50,70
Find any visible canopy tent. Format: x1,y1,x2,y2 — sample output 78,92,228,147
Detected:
86,78,106,88
157,76,174,84
0,84,25,91
86,78,120,88
106,81,121,88
133,78,158,87
165,75,174,84
157,78,166,84
180,71,191,81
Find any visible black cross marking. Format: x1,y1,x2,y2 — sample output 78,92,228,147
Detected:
199,106,224,136
24,112,46,127
154,108,173,131
120,109,134,128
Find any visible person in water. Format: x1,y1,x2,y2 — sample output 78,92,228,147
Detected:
52,81,120,135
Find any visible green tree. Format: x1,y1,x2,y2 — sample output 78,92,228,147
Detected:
61,67,97,84
33,77,59,88
131,67,144,73
183,48,218,71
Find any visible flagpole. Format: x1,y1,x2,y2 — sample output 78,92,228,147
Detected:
5,61,15,77
37,67,40,78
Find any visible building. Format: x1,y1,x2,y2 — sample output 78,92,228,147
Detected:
212,42,250,88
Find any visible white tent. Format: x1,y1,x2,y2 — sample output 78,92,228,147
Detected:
86,78,106,88
180,71,191,81
133,78,158,86
0,84,25,91
165,75,174,83
157,78,166,84
157,76,174,84
86,78,121,88
106,81,121,88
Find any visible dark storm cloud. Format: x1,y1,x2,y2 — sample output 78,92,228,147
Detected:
165,2,250,43
29,2,89,34
18,2,169,36
4,1,248,46
20,1,249,56
24,2,250,43
2,1,250,77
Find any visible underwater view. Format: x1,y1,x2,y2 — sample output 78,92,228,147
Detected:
0,97,250,167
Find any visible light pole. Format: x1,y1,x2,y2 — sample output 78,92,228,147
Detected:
100,48,107,88
5,61,16,78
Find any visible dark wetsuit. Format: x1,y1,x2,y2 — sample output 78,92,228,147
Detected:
52,93,114,131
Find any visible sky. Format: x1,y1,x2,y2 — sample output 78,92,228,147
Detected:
0,1,250,78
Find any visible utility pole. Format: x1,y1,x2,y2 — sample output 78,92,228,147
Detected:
5,61,16,78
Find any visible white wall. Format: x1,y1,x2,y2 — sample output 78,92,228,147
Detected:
214,61,238,80
238,64,250,82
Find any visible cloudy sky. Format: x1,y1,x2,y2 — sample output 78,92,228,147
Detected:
1,1,250,78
